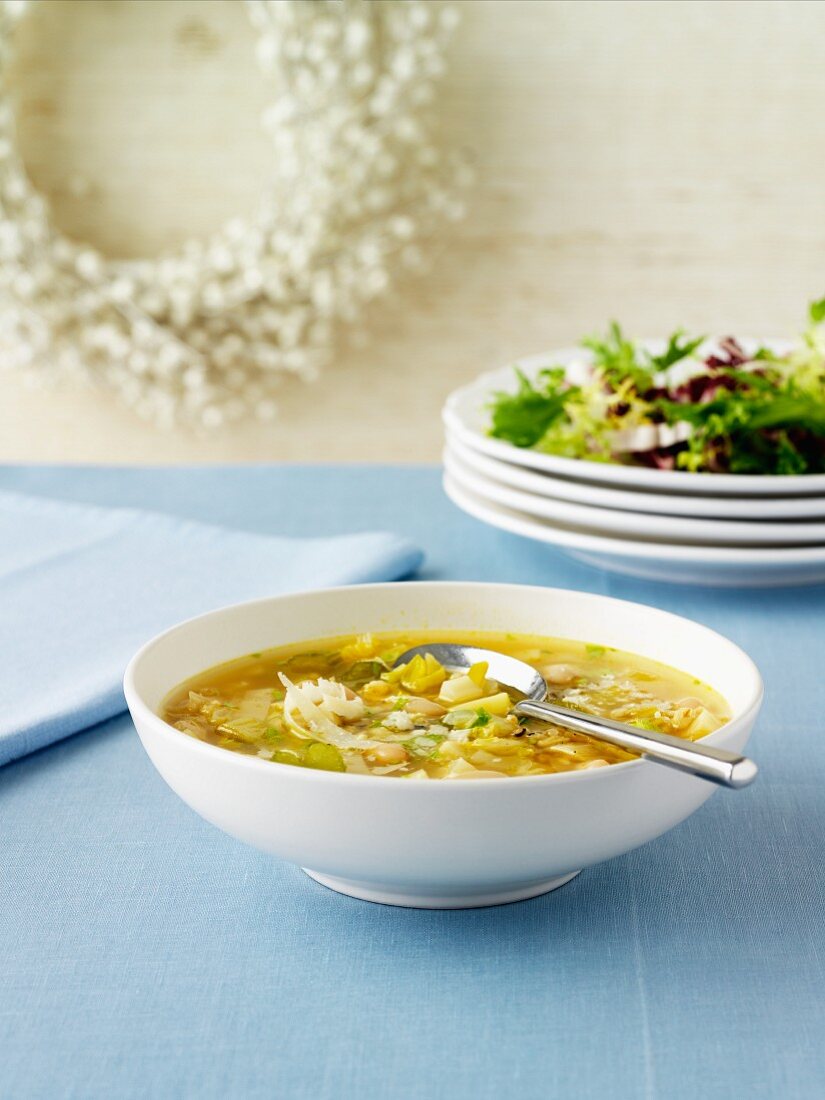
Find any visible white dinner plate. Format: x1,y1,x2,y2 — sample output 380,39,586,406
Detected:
443,343,825,498
444,447,825,546
443,473,825,587
446,434,825,520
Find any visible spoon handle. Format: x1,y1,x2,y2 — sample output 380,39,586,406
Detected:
513,700,757,788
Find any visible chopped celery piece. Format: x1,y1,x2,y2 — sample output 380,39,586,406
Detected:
272,748,303,766
303,742,346,772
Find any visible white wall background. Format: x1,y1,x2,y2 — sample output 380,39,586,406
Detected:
1,0,823,463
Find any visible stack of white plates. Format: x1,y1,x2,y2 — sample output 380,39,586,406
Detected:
443,350,825,586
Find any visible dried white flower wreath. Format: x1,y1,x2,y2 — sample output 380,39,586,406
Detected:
0,0,464,427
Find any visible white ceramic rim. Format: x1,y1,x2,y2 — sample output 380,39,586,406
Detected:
443,341,825,497
123,581,763,789
446,434,825,520
444,446,825,546
444,472,825,564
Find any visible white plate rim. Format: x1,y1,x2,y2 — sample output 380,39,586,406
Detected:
444,447,825,546
445,434,825,520
443,472,825,565
444,341,825,497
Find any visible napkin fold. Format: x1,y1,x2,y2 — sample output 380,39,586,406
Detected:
0,490,423,767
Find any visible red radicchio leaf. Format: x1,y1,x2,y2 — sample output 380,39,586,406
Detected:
704,336,749,369
671,372,739,404
629,444,684,470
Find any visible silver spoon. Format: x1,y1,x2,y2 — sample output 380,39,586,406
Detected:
393,644,757,788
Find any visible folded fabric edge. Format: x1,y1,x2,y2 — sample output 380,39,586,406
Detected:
1,491,425,768
0,684,126,769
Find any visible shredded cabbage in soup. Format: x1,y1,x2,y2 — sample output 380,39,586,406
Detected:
160,631,729,779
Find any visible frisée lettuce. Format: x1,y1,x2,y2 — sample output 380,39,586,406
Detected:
488,301,825,476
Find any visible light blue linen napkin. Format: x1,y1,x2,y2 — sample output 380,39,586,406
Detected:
0,489,422,767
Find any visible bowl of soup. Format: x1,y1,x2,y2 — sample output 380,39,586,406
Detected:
124,582,762,908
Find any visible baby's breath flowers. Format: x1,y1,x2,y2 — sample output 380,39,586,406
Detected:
0,0,466,428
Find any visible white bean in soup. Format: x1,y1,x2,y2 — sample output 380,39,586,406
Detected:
160,631,730,779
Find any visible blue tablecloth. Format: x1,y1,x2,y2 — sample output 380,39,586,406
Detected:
2,464,823,1100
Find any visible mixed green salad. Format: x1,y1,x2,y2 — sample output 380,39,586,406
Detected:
488,300,825,475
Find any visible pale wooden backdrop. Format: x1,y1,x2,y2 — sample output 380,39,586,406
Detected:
1,0,824,464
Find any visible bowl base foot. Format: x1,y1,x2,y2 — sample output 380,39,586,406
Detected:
302,869,581,908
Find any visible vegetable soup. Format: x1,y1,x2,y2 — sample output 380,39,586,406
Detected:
161,631,729,780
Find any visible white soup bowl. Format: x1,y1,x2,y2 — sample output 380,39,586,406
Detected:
124,582,762,908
